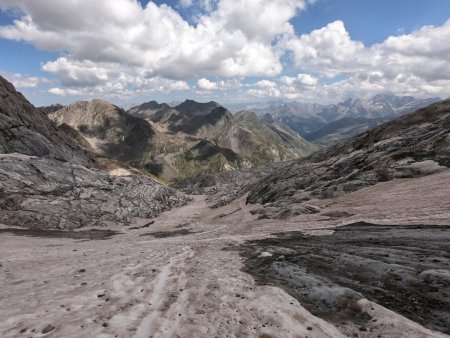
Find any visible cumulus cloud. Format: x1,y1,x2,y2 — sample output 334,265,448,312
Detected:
0,0,308,96
0,71,41,89
0,0,449,101
288,21,366,77
255,80,276,88
48,87,84,96
197,78,218,90
248,87,281,98
196,78,242,91
287,19,450,99
280,74,317,87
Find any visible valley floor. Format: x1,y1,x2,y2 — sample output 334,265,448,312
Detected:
1,171,450,338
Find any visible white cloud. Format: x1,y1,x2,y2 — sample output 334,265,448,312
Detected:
47,76,189,98
256,80,276,88
48,87,84,96
0,0,308,96
197,78,218,90
248,87,281,98
196,78,242,92
280,74,317,87
0,71,41,89
42,58,110,87
179,0,193,8
287,19,450,99
0,1,449,101
288,20,366,77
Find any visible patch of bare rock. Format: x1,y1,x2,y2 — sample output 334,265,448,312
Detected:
237,222,450,335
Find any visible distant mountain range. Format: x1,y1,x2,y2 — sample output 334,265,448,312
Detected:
40,94,441,181
227,94,441,147
37,104,64,115
48,99,316,181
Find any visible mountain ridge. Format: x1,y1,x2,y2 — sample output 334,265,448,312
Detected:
235,94,441,147
49,98,316,181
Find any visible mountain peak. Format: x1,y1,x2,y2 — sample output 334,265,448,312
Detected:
262,113,274,123
235,110,259,121
175,100,221,116
138,100,170,109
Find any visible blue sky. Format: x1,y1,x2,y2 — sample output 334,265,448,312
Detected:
0,0,449,106
293,0,450,44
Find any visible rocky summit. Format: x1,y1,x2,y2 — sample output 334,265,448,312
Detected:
49,99,161,164
130,99,317,174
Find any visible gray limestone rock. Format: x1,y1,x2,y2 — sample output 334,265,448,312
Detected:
0,76,91,166
0,153,189,229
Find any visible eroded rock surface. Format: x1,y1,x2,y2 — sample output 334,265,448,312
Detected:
0,154,189,229
238,222,450,335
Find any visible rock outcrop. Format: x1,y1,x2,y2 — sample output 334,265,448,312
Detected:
0,76,91,166
0,75,189,229
0,153,188,229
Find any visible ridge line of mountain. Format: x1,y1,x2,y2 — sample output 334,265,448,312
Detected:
47,97,317,181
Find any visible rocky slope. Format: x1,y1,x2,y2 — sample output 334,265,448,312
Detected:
0,153,189,229
244,99,450,218
304,116,389,147
231,111,316,163
177,99,450,216
0,76,91,165
0,75,189,229
251,94,441,147
49,100,167,164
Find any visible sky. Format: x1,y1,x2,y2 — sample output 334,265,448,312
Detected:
0,0,449,107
